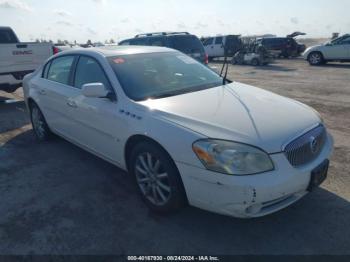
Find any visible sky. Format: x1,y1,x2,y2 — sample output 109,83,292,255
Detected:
1,0,350,43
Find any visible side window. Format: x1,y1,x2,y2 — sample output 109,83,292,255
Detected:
149,37,165,46
203,38,213,46
339,36,350,45
0,29,18,43
42,61,51,78
215,37,223,45
119,40,130,45
47,56,75,85
74,56,111,89
130,38,149,45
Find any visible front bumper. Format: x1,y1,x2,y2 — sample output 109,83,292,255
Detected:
176,133,333,218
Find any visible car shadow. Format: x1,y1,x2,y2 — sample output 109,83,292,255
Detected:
0,99,29,133
319,63,350,69
211,60,296,72
251,64,297,72
1,130,349,254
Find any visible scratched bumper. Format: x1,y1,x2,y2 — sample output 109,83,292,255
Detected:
175,134,333,218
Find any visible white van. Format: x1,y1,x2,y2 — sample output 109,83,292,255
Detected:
203,35,241,60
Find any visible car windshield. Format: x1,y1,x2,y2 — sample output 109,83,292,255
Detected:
108,52,222,101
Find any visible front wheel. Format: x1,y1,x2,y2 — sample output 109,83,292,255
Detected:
308,52,324,66
129,142,187,213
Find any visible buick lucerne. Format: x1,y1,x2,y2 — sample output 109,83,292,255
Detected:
23,46,333,218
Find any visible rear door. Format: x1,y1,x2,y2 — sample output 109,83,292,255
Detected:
212,36,224,57
37,55,77,139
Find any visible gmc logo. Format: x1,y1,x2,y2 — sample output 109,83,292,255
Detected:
13,50,33,55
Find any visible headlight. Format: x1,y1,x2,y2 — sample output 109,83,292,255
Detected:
192,139,274,175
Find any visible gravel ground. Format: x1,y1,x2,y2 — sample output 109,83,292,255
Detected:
0,59,349,255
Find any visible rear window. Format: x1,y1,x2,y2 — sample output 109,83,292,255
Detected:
168,35,205,54
47,56,75,85
203,38,214,46
215,37,223,45
148,37,166,46
0,29,18,43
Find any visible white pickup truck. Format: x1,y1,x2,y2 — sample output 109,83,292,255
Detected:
0,26,55,93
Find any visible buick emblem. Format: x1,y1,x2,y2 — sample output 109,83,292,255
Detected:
309,136,318,154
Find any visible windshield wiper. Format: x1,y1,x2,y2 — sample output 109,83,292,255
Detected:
219,47,232,85
149,90,186,99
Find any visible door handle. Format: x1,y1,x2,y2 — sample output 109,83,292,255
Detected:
67,100,77,108
38,89,46,95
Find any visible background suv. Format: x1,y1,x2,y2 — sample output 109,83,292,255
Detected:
119,32,208,64
202,35,242,60
303,34,350,65
256,37,306,58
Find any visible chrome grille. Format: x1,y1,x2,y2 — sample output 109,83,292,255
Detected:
284,125,327,167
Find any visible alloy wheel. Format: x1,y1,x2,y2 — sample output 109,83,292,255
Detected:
134,152,171,206
309,53,322,65
31,107,46,139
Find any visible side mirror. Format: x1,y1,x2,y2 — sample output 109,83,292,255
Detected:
82,83,110,98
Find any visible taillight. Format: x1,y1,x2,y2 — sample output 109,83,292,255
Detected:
53,46,60,54
205,53,209,64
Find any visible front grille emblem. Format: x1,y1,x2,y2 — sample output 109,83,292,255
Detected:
284,125,326,167
309,136,318,154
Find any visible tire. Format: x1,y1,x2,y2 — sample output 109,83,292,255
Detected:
129,141,187,213
251,58,260,66
308,52,324,66
30,102,52,141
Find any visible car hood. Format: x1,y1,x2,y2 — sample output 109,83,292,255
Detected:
304,44,323,52
137,82,321,153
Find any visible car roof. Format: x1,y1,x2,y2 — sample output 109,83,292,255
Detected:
261,37,286,40
57,45,177,57
119,33,197,43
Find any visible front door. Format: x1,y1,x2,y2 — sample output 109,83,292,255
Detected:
203,37,215,57
324,36,350,59
67,55,128,164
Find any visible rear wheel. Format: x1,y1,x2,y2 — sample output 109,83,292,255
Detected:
308,52,324,66
251,58,260,66
129,141,186,213
30,103,52,141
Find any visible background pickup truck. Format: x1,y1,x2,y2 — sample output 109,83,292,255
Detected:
0,26,54,93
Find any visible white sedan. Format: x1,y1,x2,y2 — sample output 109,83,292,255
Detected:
23,46,333,218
